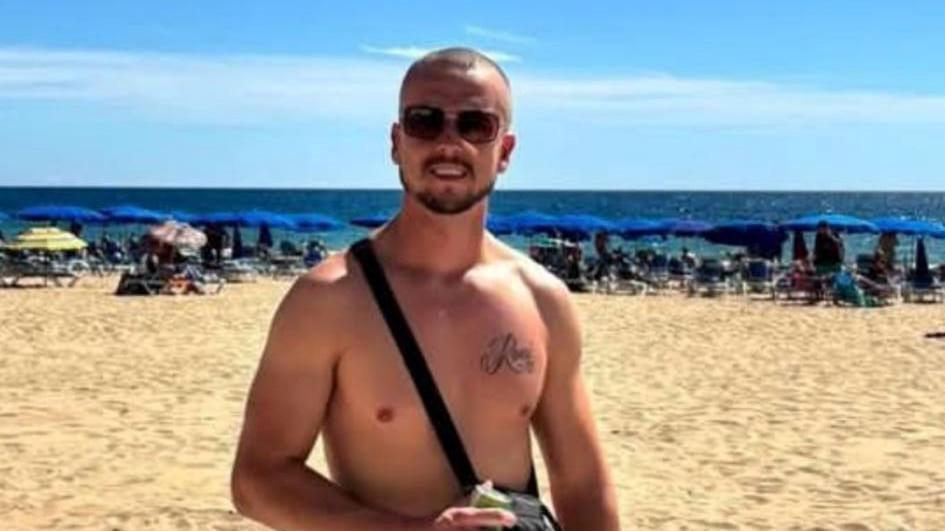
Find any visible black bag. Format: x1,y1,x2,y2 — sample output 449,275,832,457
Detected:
352,239,563,531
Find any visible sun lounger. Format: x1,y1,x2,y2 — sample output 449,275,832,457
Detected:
902,269,944,303
0,258,81,288
741,259,775,298
687,258,730,297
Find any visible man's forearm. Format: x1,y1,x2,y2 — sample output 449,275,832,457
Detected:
232,460,431,531
552,482,621,531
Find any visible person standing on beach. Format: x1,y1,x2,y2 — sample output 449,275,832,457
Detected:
231,47,620,530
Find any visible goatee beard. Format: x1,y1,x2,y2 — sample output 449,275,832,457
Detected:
400,169,495,215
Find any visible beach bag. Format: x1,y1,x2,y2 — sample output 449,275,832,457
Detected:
352,239,562,531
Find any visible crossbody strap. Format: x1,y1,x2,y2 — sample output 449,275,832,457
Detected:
351,238,481,490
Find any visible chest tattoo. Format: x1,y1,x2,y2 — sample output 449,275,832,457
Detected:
480,333,535,375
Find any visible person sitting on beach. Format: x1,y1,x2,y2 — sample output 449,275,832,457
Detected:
231,47,619,531
874,232,899,277
813,221,844,275
680,247,698,269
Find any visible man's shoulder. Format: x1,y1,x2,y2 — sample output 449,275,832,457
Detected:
487,239,572,306
280,248,366,319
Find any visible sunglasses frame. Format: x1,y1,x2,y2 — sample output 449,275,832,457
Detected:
400,105,503,144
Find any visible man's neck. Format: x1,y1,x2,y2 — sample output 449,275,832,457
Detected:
377,198,490,277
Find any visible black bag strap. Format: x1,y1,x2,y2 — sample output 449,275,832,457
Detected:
351,238,480,490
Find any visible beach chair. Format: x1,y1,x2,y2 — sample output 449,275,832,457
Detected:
644,254,670,291
687,257,729,297
220,259,260,283
902,268,944,303
0,256,81,288
667,257,693,290
170,265,226,295
114,271,167,295
741,259,776,298
774,265,824,302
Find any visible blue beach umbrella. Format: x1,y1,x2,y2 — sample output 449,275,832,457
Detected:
350,214,391,229
613,218,667,240
703,220,787,260
661,219,713,237
871,217,945,238
235,210,297,230
486,213,514,235
781,214,878,234
16,205,107,223
169,210,198,224
287,213,345,232
99,205,168,224
552,214,617,241
502,211,560,236
701,220,785,246
191,212,240,226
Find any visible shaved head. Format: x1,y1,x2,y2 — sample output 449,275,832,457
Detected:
399,47,512,123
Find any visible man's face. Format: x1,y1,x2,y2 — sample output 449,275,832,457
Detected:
391,65,515,215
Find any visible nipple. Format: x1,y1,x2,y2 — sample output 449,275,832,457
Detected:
376,407,395,423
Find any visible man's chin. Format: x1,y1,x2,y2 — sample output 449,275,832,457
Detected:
415,193,482,215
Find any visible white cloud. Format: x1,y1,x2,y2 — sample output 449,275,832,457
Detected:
359,45,431,60
2,46,945,127
360,45,521,63
464,26,537,45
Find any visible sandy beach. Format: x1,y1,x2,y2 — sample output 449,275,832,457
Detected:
3,276,945,530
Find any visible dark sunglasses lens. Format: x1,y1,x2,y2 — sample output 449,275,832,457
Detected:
457,111,499,143
403,107,444,140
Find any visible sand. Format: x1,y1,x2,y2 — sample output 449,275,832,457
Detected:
2,276,945,530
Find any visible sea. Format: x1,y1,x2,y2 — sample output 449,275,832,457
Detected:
2,187,944,262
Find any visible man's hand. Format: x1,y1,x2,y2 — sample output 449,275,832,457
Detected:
431,481,517,529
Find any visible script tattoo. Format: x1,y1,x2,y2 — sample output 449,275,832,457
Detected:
480,333,535,375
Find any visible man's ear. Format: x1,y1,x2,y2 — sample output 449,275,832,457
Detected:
496,132,516,174
390,122,401,165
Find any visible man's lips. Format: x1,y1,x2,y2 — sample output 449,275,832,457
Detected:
426,162,471,180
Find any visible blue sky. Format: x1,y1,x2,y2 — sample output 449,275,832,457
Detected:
1,1,944,190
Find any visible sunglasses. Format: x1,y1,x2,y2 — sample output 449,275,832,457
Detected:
400,105,502,144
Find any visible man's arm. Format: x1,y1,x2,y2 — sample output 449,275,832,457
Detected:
231,260,424,531
531,276,621,531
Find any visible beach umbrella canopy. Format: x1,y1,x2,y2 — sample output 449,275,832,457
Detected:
168,210,198,224
662,219,713,237
3,227,88,252
613,218,667,239
148,221,207,249
191,212,240,225
100,205,168,224
502,211,560,236
871,217,945,238
792,230,809,261
702,220,785,246
781,214,878,234
287,213,345,232
234,210,297,230
486,213,513,235
350,214,391,228
16,205,107,223
552,214,616,240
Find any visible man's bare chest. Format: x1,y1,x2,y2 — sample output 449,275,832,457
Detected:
331,279,548,429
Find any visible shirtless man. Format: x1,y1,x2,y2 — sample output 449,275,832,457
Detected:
231,47,620,531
